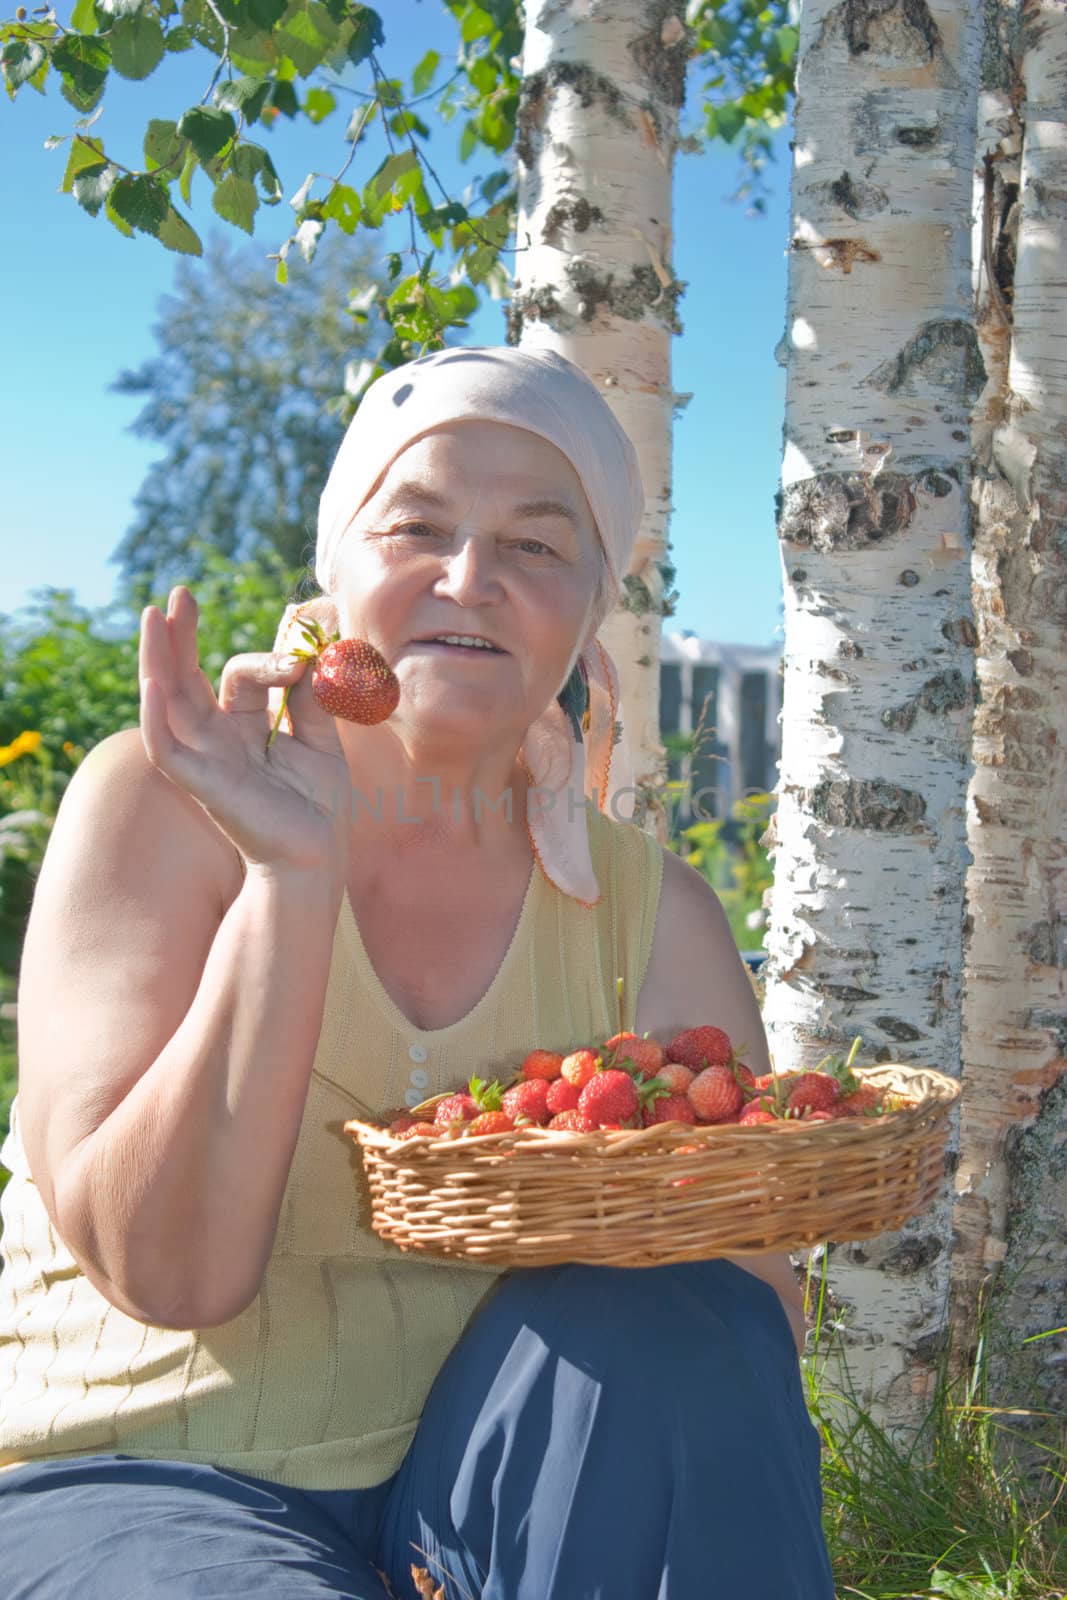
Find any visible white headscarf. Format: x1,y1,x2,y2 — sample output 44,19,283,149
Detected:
272,345,645,906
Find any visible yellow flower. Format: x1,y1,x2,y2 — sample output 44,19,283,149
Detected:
0,729,42,767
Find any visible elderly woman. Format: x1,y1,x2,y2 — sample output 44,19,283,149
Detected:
0,348,833,1598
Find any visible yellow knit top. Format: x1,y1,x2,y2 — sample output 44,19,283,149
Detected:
0,809,664,1490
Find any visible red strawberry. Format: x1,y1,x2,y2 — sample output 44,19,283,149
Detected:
734,1063,756,1089
548,1109,595,1132
600,1032,667,1078
738,1106,777,1126
267,616,399,747
579,1069,640,1127
752,1073,775,1091
688,1064,745,1122
561,1048,601,1089
836,1084,883,1118
464,1111,516,1137
785,1072,839,1116
642,1093,697,1127
801,1109,837,1124
395,1120,442,1140
521,1049,565,1082
668,1026,734,1071
545,1077,582,1114
388,1114,418,1135
653,1062,695,1095
501,1079,551,1125
434,1093,477,1128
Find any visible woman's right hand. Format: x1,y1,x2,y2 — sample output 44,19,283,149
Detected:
139,586,354,876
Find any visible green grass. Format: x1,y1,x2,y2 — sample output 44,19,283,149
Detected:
803,1259,1067,1599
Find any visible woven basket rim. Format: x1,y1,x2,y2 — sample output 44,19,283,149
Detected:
344,1061,960,1156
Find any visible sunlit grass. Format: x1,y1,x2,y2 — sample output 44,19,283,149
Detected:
802,1256,1067,1599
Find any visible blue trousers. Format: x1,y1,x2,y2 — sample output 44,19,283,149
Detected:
0,1260,834,1599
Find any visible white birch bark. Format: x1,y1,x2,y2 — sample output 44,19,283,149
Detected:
511,0,690,834
763,0,983,1425
952,0,1067,1414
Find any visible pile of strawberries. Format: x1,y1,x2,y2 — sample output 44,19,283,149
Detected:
386,1029,906,1140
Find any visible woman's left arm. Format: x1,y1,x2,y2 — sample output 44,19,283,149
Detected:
633,847,808,1356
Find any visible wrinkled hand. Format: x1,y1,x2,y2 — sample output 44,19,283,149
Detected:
139,586,353,875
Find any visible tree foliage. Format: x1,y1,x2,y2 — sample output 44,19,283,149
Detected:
110,231,383,595
2,0,796,382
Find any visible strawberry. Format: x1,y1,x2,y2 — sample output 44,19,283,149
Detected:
600,1031,667,1078
388,1114,418,1135
545,1076,582,1114
836,1084,883,1118
464,1111,516,1137
520,1048,565,1082
395,1121,442,1140
548,1109,595,1132
734,1063,756,1089
433,1093,477,1128
653,1062,695,1095
785,1072,839,1116
688,1064,745,1122
801,1109,836,1124
433,1074,504,1129
668,1026,734,1071
501,1079,551,1125
642,1092,697,1127
738,1106,777,1126
579,1069,640,1127
560,1048,601,1089
266,615,399,748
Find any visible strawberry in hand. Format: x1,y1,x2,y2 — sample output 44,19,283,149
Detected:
267,616,400,748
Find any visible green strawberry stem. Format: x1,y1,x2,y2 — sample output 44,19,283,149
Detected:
265,685,293,751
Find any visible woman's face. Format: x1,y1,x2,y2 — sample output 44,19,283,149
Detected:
330,421,603,747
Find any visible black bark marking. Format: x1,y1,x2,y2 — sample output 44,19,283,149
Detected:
505,284,562,346
1027,1011,1067,1055
867,319,987,403
823,170,889,218
807,777,926,831
920,470,955,497
842,0,941,62
899,569,921,587
876,1015,923,1041
1026,919,1067,968
839,639,864,659
880,1232,943,1275
895,121,940,146
777,471,916,550
566,258,685,332
629,3,690,108
541,197,604,243
883,669,971,733
942,616,978,647
516,64,629,168
1008,647,1034,677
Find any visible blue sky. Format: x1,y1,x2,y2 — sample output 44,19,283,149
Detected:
1,2,791,646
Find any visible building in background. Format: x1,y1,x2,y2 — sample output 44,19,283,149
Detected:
659,632,783,825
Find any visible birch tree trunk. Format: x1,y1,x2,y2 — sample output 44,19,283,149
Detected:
510,0,689,832
951,0,1067,1416
763,0,983,1426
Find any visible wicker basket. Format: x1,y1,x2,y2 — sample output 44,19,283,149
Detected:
343,1064,960,1267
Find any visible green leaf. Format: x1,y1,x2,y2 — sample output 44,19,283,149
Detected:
176,104,236,159
714,102,745,142
461,4,495,43
104,189,134,235
164,23,192,50
458,118,477,161
212,172,258,233
71,158,117,215
232,141,283,201
346,2,383,65
268,76,298,116
249,0,286,25
228,25,277,71
322,181,359,233
178,145,197,204
69,0,100,28
215,73,271,121
775,24,799,65
368,147,418,202
411,46,438,95
276,0,336,77
157,203,202,254
61,131,105,189
302,85,334,122
108,172,170,234
275,257,288,285
110,11,165,78
52,33,109,111
143,117,184,169
3,41,46,97
388,109,429,139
